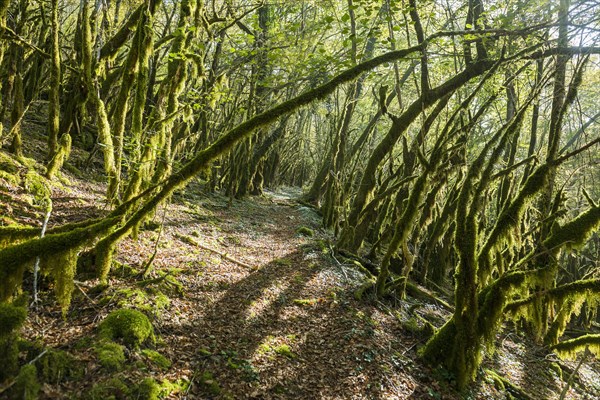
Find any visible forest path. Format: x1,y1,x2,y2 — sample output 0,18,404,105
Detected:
146,187,426,399
13,178,599,399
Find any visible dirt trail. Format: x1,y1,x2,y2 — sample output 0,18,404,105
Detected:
10,182,600,399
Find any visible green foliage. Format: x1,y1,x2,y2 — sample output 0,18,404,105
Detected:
98,308,155,348
95,341,126,371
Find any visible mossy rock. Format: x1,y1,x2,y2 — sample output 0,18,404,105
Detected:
98,308,155,348
296,226,314,237
136,377,161,400
11,364,40,400
87,377,131,400
95,341,126,371
141,349,171,370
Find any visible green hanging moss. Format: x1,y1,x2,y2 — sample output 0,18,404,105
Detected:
94,341,126,371
12,364,40,400
0,216,119,303
478,164,550,282
551,334,600,360
98,308,155,348
543,205,600,252
95,238,116,282
46,133,72,179
45,247,79,315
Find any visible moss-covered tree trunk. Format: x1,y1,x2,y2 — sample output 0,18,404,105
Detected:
47,0,61,158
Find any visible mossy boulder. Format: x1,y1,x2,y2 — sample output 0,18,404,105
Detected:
141,349,171,370
95,341,126,371
98,308,155,348
88,377,131,400
136,377,161,400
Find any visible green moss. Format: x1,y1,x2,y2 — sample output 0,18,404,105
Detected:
273,257,292,266
45,247,79,315
198,370,221,395
0,301,27,338
543,206,600,252
136,377,161,400
0,301,27,380
296,226,314,237
37,348,77,383
141,349,171,370
12,364,40,400
88,377,131,400
46,133,72,179
98,308,155,348
24,171,51,206
273,343,295,358
551,334,600,360
293,298,318,306
95,341,126,370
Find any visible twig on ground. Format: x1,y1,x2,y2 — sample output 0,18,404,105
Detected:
175,233,256,270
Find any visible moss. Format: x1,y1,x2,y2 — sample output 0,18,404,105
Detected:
12,364,40,400
37,348,77,383
198,370,221,395
551,334,600,360
273,343,296,359
0,300,27,380
99,309,155,348
88,377,131,400
0,225,40,250
296,226,314,237
293,298,318,306
0,301,28,338
24,171,51,207
274,257,292,266
141,349,171,370
46,133,72,179
136,377,161,400
95,341,126,371
0,216,119,303
543,206,600,252
45,247,79,315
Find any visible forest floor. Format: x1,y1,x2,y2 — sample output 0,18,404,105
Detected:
1,119,600,399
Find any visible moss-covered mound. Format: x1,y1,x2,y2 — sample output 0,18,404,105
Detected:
98,308,155,347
